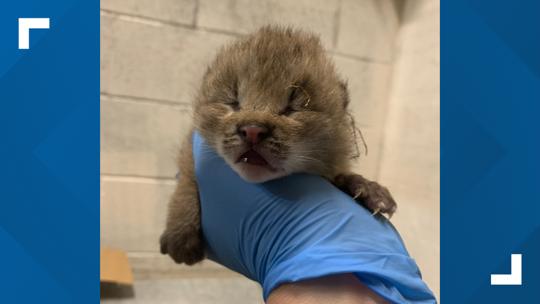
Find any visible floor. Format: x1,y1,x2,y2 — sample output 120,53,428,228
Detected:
101,277,264,304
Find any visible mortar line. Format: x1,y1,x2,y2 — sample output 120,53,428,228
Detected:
101,173,177,185
192,0,200,27
330,50,392,65
100,92,192,109
195,25,243,38
332,0,342,49
101,8,194,29
100,8,240,38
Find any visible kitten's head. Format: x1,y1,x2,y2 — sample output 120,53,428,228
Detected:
194,26,354,183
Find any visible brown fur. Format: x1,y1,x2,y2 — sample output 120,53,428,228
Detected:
160,26,396,265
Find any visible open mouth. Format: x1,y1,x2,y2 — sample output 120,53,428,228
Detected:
236,149,269,167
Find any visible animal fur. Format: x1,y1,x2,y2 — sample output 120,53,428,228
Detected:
160,26,396,265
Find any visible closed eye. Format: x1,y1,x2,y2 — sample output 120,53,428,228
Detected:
280,84,310,115
226,100,240,111
279,105,295,116
289,86,300,103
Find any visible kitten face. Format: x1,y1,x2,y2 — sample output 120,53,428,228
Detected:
194,26,353,182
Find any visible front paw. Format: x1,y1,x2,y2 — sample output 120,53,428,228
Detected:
160,227,204,265
334,174,397,217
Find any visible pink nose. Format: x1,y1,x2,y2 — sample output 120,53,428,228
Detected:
238,124,269,144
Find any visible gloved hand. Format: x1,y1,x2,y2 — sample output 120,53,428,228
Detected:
193,132,436,304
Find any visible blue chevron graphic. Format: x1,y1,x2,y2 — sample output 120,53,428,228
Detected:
0,1,99,303
442,0,540,302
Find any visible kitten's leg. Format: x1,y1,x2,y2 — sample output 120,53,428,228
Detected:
160,132,204,265
333,173,397,217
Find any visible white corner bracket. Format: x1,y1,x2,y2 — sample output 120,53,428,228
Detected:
490,254,522,285
18,18,50,49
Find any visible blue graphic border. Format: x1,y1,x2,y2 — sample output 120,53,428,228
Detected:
442,0,540,302
0,1,99,303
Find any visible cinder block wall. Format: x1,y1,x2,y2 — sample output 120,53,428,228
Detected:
378,0,440,298
101,0,438,301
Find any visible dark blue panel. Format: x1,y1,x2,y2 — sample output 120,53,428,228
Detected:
442,0,540,302
0,1,99,303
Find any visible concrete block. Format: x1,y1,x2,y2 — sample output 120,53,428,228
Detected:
377,0,440,203
336,0,399,61
392,197,440,301
101,0,197,26
333,55,393,127
101,14,232,103
101,96,192,178
197,0,339,48
376,0,440,297
100,177,174,252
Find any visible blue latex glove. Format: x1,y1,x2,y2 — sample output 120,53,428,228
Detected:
193,132,436,304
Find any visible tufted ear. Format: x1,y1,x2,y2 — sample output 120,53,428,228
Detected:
339,80,350,109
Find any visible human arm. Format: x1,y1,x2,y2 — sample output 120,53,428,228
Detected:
267,273,388,304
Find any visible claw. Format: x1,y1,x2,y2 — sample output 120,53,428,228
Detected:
371,207,381,216
353,189,363,199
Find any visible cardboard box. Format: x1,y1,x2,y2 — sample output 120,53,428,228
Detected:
100,247,134,285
